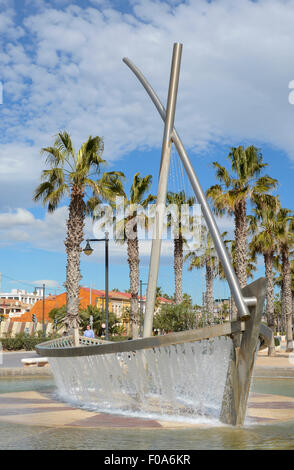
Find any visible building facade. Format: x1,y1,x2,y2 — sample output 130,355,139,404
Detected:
0,298,31,318
0,289,43,306
8,287,171,335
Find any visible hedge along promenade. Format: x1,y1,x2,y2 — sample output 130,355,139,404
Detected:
0,332,59,351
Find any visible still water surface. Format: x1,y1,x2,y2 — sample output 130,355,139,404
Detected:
0,376,294,450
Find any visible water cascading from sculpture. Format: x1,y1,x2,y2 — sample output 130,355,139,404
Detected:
49,337,233,422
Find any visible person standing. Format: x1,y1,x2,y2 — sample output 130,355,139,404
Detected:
83,324,94,338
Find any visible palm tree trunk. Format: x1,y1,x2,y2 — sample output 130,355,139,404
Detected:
292,291,294,328
282,250,294,352
280,278,284,335
264,252,276,356
234,199,247,288
64,186,85,331
205,257,214,318
127,236,139,339
174,236,183,304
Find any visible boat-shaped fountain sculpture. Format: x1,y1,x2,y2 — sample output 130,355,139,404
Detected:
36,44,273,426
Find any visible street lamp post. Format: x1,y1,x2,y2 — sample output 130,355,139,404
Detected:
83,232,109,340
101,295,106,338
139,280,148,337
34,284,46,335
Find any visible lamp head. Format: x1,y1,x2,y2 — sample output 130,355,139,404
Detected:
83,241,93,256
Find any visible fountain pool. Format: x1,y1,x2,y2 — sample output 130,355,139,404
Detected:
0,375,294,450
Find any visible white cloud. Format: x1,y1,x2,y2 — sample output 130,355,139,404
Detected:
0,201,236,272
32,279,61,288
0,207,35,227
1,0,294,211
0,143,41,181
0,203,184,263
0,206,68,250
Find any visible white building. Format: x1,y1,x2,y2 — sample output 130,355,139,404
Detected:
0,298,31,318
0,289,43,307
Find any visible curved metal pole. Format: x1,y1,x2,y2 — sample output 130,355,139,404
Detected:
144,43,182,338
123,56,251,324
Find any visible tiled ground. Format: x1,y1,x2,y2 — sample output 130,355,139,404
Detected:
247,392,294,423
0,391,176,428
1,390,294,428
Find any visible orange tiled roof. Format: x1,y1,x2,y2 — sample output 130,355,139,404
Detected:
10,287,172,322
82,288,133,300
12,288,109,323
157,297,172,303
81,288,172,303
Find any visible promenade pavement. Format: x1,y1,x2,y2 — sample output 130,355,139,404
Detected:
0,351,51,377
1,351,38,368
255,346,294,377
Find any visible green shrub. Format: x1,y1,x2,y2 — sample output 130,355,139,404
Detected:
0,332,59,351
79,305,122,337
153,302,200,333
274,337,280,347
109,335,131,342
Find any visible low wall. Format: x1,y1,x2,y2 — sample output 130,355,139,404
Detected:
0,320,54,337
0,366,53,377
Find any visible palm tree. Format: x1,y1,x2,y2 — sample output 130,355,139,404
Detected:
34,131,124,331
223,238,257,281
154,286,166,311
291,259,294,328
185,227,221,317
206,146,277,289
276,208,294,351
48,305,66,330
273,255,284,333
248,195,280,355
166,191,196,304
115,172,155,339
275,256,294,336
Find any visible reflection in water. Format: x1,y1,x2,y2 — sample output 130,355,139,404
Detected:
0,377,54,395
1,421,294,450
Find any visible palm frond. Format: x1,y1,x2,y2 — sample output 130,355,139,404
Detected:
228,145,267,183
77,136,105,171
206,185,234,214
34,182,68,212
253,175,278,194
130,173,153,204
54,131,76,158
34,181,54,202
41,167,65,185
86,196,103,217
211,162,231,187
41,146,65,167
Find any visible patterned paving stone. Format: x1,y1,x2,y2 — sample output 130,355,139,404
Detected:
248,401,294,409
68,413,163,428
246,416,276,423
0,397,55,405
1,390,294,427
0,406,76,416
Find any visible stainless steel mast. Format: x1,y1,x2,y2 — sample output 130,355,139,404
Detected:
123,45,252,337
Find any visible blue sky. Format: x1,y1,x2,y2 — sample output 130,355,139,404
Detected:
0,0,294,303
